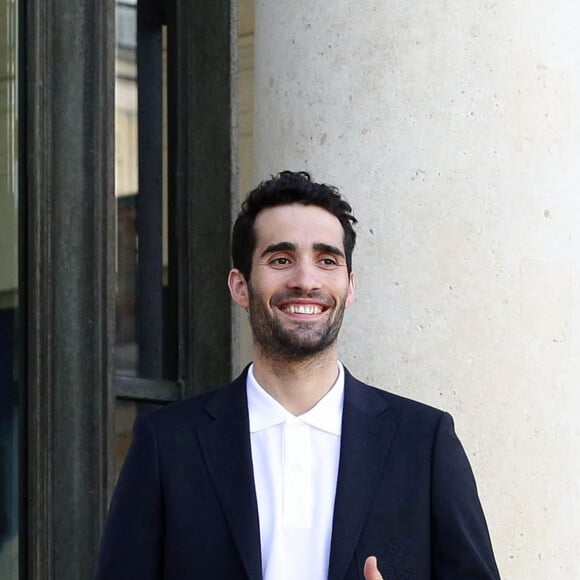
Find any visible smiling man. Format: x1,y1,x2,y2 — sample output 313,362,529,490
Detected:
229,201,355,415
94,171,500,580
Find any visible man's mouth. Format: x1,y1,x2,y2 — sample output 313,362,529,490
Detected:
280,304,324,315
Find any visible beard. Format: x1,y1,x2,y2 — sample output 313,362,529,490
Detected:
247,285,348,362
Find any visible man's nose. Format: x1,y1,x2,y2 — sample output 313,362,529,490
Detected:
287,260,322,291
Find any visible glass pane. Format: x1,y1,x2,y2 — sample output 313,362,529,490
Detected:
114,0,174,380
115,0,139,376
0,0,19,577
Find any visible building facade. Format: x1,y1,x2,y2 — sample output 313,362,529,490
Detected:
2,0,580,578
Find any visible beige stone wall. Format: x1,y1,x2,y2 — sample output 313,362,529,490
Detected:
115,57,138,197
252,1,580,577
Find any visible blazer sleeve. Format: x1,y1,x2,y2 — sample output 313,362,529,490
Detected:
94,413,164,580
430,412,501,579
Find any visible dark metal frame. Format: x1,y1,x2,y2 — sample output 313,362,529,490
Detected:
168,0,238,395
136,0,165,380
26,0,115,577
24,0,237,578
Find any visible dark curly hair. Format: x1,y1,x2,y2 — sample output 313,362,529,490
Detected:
232,171,357,280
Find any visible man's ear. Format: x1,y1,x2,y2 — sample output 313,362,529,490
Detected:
345,272,356,308
228,269,250,308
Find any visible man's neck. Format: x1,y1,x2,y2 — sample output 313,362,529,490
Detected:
251,347,340,416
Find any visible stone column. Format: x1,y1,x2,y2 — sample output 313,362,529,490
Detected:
253,1,580,577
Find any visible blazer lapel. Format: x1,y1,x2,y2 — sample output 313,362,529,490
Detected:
196,371,263,580
328,371,396,580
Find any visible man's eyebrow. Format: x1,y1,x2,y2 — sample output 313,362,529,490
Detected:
313,243,345,259
259,241,345,260
260,242,297,258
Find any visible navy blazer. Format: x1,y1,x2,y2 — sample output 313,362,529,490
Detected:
94,369,500,579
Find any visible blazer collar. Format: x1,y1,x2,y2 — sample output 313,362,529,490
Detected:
328,369,396,580
196,369,263,580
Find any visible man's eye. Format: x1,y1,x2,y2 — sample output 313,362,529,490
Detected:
320,258,338,267
271,257,290,266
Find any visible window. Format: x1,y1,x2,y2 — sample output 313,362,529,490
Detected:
114,0,178,474
25,0,235,574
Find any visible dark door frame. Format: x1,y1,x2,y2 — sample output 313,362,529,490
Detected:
24,0,237,577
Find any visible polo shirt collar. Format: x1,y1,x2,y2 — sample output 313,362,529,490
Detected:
247,362,344,436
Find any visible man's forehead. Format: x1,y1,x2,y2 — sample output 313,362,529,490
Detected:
253,204,344,244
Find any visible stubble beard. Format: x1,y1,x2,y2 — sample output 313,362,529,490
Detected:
247,284,348,363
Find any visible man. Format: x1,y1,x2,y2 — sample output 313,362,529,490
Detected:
95,171,500,579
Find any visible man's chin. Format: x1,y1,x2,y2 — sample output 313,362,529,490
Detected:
270,332,338,359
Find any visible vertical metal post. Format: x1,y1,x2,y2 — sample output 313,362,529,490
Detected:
26,0,115,578
137,0,164,379
167,0,238,394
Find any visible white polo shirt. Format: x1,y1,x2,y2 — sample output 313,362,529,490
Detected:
246,363,344,580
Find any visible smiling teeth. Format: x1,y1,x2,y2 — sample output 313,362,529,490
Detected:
284,305,322,314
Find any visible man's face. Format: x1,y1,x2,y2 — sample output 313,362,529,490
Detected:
229,204,355,361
